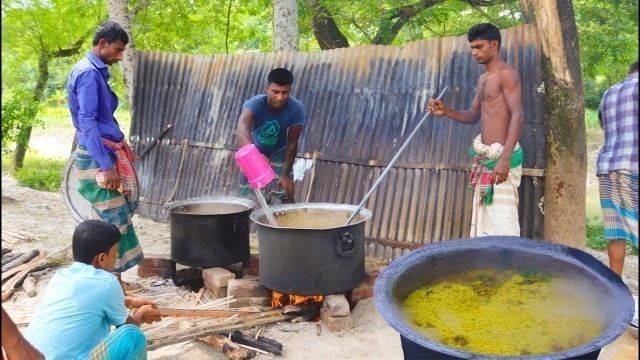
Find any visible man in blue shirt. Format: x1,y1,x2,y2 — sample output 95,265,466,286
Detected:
25,220,163,360
68,21,143,292
236,68,306,204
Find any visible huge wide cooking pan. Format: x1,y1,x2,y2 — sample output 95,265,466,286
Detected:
374,236,635,360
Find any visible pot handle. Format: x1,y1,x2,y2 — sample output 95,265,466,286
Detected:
336,231,356,258
233,220,247,233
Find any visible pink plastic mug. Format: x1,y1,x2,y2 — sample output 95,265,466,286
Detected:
234,144,277,189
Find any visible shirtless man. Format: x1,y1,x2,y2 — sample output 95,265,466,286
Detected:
427,23,524,237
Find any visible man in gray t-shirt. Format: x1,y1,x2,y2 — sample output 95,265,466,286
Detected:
236,68,306,204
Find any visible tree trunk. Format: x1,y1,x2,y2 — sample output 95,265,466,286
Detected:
308,0,349,50
273,0,298,51
520,0,586,248
12,54,49,170
106,0,137,122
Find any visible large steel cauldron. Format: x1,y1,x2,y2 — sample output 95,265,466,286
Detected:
374,236,635,360
165,197,255,267
251,203,372,295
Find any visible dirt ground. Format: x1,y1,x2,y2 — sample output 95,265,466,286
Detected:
1,171,637,359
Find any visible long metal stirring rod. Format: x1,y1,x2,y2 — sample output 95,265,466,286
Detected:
344,86,449,226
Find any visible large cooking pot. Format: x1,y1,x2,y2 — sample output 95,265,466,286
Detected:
374,236,634,360
251,203,372,295
165,197,255,267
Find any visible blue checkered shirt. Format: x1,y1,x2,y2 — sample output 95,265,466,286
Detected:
597,72,638,175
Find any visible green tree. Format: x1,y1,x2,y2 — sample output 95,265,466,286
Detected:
1,0,106,169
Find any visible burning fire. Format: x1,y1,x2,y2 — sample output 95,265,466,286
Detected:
271,291,323,307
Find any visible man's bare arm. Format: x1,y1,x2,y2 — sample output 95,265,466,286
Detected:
278,125,303,198
427,95,481,124
236,109,255,147
498,68,524,161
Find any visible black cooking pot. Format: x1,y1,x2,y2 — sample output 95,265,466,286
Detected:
374,236,635,360
164,197,255,267
250,203,372,295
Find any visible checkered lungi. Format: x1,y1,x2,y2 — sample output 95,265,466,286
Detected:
598,170,638,246
87,324,146,360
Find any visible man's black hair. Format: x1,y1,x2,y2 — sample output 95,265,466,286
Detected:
267,68,294,86
629,60,639,74
72,220,121,264
92,21,129,46
467,23,501,49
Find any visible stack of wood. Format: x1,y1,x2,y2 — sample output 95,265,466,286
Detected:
1,244,70,301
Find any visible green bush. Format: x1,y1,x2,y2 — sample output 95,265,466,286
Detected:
4,153,66,192
586,216,639,255
583,79,606,110
1,88,43,154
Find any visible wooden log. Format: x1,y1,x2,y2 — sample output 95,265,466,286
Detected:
2,250,40,272
226,330,282,355
157,308,259,318
1,252,23,267
2,250,60,282
1,248,11,256
22,275,37,297
199,334,256,360
1,252,47,301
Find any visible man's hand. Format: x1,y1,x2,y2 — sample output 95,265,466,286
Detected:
132,304,163,325
426,99,447,116
99,167,121,191
277,174,295,199
490,157,510,185
125,296,157,310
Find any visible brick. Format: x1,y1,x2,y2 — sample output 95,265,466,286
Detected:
138,254,174,269
202,267,236,287
231,297,271,308
203,281,228,298
348,283,374,304
137,266,174,279
323,294,350,317
364,267,384,286
320,307,353,332
242,254,259,269
242,267,260,277
227,279,268,298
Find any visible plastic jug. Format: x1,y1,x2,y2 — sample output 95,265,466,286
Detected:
234,144,277,189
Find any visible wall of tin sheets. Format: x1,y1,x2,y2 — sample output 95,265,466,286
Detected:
131,24,545,260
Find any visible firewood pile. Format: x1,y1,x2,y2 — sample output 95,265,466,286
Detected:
1,227,71,301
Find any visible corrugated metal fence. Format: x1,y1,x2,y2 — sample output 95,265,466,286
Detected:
131,24,545,260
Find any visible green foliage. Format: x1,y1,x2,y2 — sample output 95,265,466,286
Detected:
583,79,605,110
2,153,66,192
1,88,43,153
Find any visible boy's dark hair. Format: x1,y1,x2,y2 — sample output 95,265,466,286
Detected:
467,23,501,49
267,68,294,86
92,21,129,46
629,60,639,74
72,220,121,264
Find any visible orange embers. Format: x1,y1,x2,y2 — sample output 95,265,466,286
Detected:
271,291,323,307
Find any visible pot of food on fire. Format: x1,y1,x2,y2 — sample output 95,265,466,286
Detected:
250,203,373,296
165,197,255,267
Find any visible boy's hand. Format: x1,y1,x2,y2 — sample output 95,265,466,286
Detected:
125,296,157,309
132,304,163,325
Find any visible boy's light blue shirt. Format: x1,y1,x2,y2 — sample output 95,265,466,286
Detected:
25,262,130,360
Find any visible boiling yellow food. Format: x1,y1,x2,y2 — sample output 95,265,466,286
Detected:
402,270,603,356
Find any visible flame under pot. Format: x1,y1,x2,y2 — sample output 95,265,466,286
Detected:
165,197,255,267
251,203,373,296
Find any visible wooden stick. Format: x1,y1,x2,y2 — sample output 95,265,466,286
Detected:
157,308,259,318
1,252,47,301
193,288,204,306
199,334,256,360
235,343,272,356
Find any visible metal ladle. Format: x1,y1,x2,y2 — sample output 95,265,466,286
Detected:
344,86,449,226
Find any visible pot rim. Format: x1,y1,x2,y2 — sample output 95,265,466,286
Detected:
250,202,372,229
164,196,256,213
373,236,635,360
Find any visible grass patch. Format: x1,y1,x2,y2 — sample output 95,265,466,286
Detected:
586,216,639,255
2,152,67,192
585,187,602,221
39,106,131,134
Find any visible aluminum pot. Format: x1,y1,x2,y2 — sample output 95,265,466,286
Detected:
165,197,255,267
250,203,372,295
374,236,635,360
